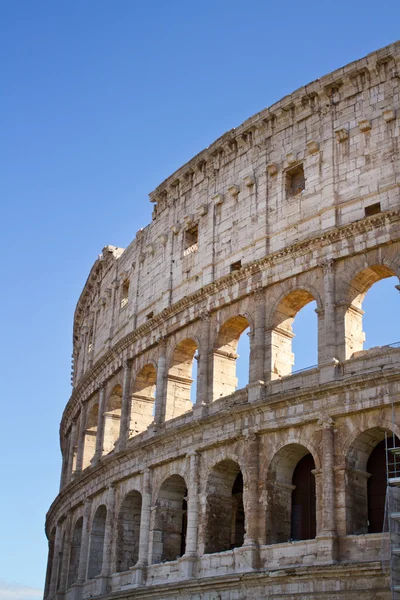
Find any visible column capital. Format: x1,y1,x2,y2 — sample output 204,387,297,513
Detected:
317,415,335,430
320,258,335,273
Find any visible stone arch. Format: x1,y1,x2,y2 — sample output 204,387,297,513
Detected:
130,363,157,437
342,264,399,359
212,315,251,400
204,459,245,554
165,339,198,420
82,402,98,468
67,516,83,588
151,474,188,564
87,505,107,579
267,287,320,379
116,490,142,572
344,426,399,535
103,385,122,454
265,443,317,544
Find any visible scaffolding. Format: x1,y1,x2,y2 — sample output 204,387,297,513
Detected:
386,421,400,599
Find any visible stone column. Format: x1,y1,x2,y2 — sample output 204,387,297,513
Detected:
249,292,266,384
243,433,260,547
77,499,92,584
48,522,63,599
197,312,211,407
153,339,167,426
92,384,106,466
66,420,77,484
132,468,152,585
75,404,88,475
317,416,338,563
322,260,336,362
100,485,116,579
56,514,72,598
117,359,132,451
180,452,199,578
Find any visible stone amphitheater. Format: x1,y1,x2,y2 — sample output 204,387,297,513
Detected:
44,41,400,600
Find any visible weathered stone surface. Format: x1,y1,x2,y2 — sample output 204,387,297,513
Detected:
44,41,400,600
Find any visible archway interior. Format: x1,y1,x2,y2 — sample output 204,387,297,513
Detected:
291,453,316,540
213,316,250,400
346,428,400,535
266,444,316,544
67,517,83,588
271,290,316,379
345,266,399,358
116,491,142,572
88,505,107,579
291,301,318,372
152,475,187,563
83,403,98,468
205,459,244,554
166,339,197,420
130,364,157,436
103,385,122,454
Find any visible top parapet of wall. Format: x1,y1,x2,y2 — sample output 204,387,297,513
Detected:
148,40,400,216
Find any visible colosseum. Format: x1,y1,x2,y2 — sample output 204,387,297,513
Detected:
44,41,400,600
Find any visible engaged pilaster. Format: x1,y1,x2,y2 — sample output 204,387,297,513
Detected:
132,468,152,585
117,359,132,451
153,338,167,426
92,384,105,466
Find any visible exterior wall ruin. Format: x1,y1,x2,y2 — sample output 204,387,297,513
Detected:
44,41,400,599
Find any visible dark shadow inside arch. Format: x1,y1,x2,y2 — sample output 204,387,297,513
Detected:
151,475,187,564
116,491,142,572
205,459,244,553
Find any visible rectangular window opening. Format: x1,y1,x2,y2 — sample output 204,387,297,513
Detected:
120,279,130,309
184,224,199,256
230,260,242,272
286,164,305,198
364,202,381,217
146,311,154,320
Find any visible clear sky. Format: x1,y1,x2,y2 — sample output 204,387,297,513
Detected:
1,2,400,599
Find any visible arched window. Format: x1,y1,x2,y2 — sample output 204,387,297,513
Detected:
82,403,98,469
151,475,187,563
130,364,157,437
67,517,83,588
205,460,244,553
116,491,142,572
103,385,122,455
345,266,400,359
88,505,107,579
213,316,250,400
266,444,316,544
165,340,198,420
270,290,317,379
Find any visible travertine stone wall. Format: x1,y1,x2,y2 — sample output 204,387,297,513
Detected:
44,41,400,600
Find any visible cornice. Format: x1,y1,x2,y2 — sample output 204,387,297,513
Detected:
61,207,400,436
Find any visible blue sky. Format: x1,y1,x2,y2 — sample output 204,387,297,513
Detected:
1,2,400,598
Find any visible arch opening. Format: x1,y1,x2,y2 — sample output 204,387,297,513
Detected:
103,385,122,455
165,339,198,420
82,403,98,469
346,428,400,535
116,491,142,572
67,517,83,588
205,460,244,553
151,475,187,564
88,505,107,579
270,290,317,379
130,364,157,437
266,444,316,544
213,316,250,400
345,267,399,359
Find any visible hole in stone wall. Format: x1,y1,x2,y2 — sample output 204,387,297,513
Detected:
230,260,242,272
184,224,198,256
286,164,305,198
364,202,381,217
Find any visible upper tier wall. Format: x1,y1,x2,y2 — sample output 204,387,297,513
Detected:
72,41,400,388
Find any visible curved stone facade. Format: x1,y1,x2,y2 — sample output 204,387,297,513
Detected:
44,42,400,599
